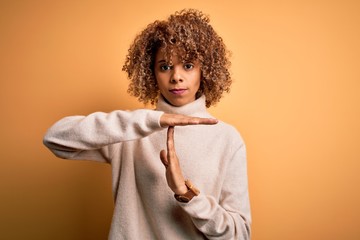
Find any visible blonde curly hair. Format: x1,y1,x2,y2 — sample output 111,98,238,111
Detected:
122,9,232,107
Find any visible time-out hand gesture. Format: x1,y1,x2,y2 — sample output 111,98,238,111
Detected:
159,126,188,195
160,113,218,127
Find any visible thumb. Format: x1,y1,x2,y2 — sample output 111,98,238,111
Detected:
159,150,168,168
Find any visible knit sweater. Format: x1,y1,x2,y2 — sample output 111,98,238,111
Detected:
43,95,251,240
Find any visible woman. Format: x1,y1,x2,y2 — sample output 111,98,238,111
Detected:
44,9,251,239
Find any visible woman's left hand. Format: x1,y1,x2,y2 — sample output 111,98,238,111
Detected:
159,126,188,195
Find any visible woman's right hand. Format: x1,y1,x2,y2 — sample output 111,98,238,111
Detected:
160,113,218,127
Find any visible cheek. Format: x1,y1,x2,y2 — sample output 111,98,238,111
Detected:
154,72,162,83
194,72,201,87
155,75,167,91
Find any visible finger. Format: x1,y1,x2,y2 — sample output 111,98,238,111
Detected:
196,117,218,125
176,117,218,126
159,150,168,168
167,126,176,160
160,113,218,127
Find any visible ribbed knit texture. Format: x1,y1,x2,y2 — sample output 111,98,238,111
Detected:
43,95,251,239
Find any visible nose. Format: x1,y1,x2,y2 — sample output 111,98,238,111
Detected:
171,66,184,83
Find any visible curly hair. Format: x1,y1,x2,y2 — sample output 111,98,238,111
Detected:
122,9,232,107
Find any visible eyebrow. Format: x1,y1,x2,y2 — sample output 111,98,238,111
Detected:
157,59,196,64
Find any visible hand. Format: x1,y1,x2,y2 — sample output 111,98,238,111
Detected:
160,113,218,127
159,126,188,195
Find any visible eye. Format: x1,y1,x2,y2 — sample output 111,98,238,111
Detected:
184,63,194,70
160,64,172,71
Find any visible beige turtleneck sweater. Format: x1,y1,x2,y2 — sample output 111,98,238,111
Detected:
43,96,251,239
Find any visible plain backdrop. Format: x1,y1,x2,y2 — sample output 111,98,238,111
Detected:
1,0,359,239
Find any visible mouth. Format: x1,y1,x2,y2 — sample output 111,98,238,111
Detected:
169,88,187,95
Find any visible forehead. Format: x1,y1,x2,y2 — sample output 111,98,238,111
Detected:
155,47,194,63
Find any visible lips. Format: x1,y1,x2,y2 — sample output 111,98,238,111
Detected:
169,88,187,95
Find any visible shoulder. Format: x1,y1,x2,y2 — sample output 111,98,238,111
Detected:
196,118,245,152
217,121,244,143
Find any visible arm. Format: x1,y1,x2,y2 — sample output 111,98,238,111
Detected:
44,110,218,162
160,127,251,239
181,145,251,239
43,109,164,162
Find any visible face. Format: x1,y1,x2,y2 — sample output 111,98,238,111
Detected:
154,49,201,107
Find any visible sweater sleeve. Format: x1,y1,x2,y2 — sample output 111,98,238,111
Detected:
43,109,164,162
179,143,251,240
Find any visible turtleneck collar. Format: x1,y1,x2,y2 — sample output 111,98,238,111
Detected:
156,95,209,117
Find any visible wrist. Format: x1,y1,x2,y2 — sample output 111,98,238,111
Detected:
159,113,169,128
174,184,188,195
174,180,200,203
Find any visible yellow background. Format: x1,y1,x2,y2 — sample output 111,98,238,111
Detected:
1,0,359,239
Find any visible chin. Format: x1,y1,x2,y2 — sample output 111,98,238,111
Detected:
170,102,183,107
166,99,183,107
162,95,193,107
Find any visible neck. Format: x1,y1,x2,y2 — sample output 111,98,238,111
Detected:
156,94,209,117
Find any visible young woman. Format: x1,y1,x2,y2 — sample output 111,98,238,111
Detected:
44,9,251,239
